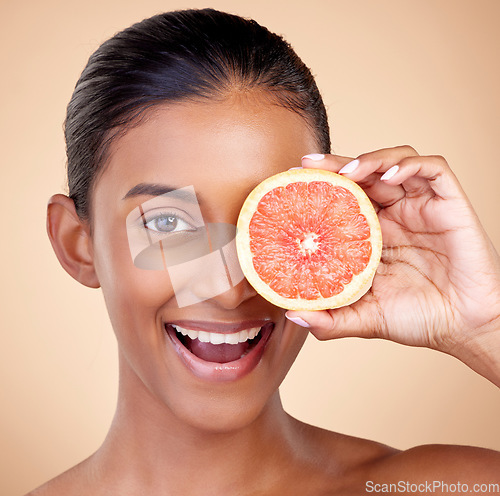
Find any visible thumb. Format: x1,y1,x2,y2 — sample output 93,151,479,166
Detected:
285,302,384,341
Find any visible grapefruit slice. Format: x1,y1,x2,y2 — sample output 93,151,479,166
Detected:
236,168,382,310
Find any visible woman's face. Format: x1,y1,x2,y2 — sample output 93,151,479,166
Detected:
90,92,318,432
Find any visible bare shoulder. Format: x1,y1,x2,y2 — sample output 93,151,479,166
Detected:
287,418,398,493
355,443,500,495
369,443,500,479
24,458,94,496
290,419,500,494
291,416,398,470
302,417,500,478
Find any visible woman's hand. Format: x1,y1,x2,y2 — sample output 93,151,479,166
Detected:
286,146,500,385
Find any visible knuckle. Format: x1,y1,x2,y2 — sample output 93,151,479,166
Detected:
355,151,371,163
314,332,331,342
356,152,379,168
430,154,449,167
357,145,419,166
397,144,419,155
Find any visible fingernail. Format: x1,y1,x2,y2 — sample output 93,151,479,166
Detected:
301,153,325,161
285,313,310,328
288,166,303,170
338,159,360,174
380,165,399,181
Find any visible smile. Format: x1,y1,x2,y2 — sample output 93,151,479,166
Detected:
174,324,261,344
164,321,275,382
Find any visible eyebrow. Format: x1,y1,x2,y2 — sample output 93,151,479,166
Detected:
122,183,201,204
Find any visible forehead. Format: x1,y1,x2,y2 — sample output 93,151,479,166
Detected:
93,94,318,216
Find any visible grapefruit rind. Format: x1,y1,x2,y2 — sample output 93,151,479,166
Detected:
236,168,382,311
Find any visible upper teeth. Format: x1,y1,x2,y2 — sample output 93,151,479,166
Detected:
172,325,261,345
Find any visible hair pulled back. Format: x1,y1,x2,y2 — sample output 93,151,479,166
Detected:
65,8,331,220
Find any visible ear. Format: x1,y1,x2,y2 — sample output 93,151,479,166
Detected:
46,194,100,288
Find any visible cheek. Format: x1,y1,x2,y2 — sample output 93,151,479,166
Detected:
92,229,177,324
98,259,176,367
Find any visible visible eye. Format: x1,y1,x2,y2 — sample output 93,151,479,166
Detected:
144,213,196,234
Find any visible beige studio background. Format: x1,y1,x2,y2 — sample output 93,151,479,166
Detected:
1,0,499,494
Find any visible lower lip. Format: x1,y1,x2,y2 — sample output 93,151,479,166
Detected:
165,322,274,382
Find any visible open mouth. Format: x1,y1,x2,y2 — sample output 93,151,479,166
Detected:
165,322,274,364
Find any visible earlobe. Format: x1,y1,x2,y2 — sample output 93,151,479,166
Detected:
46,194,100,288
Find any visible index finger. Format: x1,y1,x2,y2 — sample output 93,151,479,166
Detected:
300,153,406,209
301,153,353,171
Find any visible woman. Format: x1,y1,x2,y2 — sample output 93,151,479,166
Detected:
29,8,500,495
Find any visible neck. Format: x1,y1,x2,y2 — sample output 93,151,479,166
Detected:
91,354,298,494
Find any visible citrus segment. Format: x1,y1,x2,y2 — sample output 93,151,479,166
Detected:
236,168,382,310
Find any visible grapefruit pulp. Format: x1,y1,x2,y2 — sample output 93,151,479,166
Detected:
236,168,382,310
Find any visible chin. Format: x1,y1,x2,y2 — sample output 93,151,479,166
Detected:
172,388,281,434
113,305,306,435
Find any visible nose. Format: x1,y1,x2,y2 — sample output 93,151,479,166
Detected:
164,222,258,309
205,275,258,310
183,232,258,309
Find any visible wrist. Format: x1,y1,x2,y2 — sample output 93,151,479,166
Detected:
448,316,500,388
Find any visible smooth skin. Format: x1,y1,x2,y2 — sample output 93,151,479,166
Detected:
31,92,500,495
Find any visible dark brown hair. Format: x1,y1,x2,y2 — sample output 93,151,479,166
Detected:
65,8,331,220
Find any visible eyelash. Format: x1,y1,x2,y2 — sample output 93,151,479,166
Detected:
141,210,197,235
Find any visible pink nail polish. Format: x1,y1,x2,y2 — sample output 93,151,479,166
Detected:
301,153,325,161
339,159,359,174
285,313,310,328
380,165,399,181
